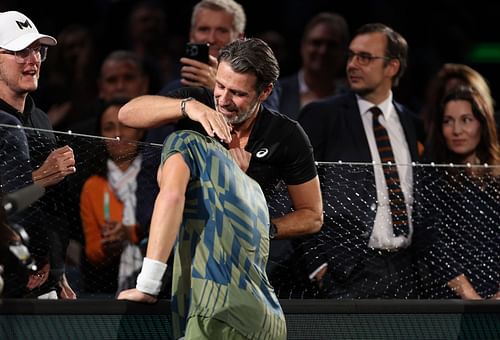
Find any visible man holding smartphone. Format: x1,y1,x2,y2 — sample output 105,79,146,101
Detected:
159,0,245,94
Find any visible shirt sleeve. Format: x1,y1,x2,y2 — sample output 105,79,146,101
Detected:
0,117,33,193
280,121,317,185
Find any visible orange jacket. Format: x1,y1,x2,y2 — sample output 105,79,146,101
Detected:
80,175,139,264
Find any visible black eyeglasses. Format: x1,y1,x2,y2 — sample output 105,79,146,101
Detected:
347,51,390,66
0,46,48,64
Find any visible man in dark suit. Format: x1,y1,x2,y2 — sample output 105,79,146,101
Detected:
299,23,422,298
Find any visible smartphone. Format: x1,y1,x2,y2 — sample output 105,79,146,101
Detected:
185,42,209,63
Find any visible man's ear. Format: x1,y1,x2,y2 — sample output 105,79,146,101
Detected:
386,58,400,78
259,83,274,102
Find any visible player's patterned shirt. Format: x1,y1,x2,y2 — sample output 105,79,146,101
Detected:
161,130,286,339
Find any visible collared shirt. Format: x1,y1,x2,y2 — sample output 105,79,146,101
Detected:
357,92,413,249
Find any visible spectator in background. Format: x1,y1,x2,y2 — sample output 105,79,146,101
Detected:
279,12,350,119
419,63,494,141
299,23,421,298
80,98,145,296
154,0,278,145
35,24,99,132
159,0,245,94
58,50,154,295
71,50,150,135
414,86,500,299
127,0,178,93
98,51,150,106
0,10,77,299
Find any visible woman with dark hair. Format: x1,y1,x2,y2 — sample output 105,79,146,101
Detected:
414,86,500,299
79,98,146,295
419,63,495,137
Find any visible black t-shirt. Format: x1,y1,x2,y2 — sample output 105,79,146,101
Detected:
0,96,69,295
167,87,317,189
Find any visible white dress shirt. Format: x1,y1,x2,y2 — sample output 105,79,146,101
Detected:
357,93,413,249
309,93,415,279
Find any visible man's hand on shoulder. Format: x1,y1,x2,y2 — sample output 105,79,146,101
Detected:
182,99,232,144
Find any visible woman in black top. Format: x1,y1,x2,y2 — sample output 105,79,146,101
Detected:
414,86,500,299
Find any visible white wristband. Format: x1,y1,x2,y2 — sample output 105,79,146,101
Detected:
136,257,167,296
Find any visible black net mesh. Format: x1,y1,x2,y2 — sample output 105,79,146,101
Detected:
1,124,499,299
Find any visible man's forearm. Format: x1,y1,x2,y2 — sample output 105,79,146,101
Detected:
118,95,183,129
272,208,323,239
447,274,482,299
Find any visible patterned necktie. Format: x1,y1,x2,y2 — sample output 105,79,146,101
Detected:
371,106,409,236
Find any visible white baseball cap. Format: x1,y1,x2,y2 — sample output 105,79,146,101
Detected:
0,11,57,51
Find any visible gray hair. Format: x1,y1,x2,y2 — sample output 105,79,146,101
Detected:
218,38,279,93
191,0,246,35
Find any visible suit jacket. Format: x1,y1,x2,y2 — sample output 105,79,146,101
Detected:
298,91,421,280
278,73,301,120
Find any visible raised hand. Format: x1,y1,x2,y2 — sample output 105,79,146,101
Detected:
180,55,218,90
32,145,76,187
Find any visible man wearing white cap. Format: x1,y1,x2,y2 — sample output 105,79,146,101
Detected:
0,11,77,299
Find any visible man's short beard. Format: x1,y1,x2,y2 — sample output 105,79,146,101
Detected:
226,98,260,125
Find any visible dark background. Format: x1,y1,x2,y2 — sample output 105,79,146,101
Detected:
3,0,499,112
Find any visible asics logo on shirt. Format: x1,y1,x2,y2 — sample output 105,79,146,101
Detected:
256,148,269,158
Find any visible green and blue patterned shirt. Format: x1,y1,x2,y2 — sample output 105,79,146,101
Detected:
161,130,286,339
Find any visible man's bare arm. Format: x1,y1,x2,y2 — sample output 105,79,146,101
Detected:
272,176,323,238
448,274,482,300
145,153,190,263
118,95,184,129
117,153,190,302
118,95,232,143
